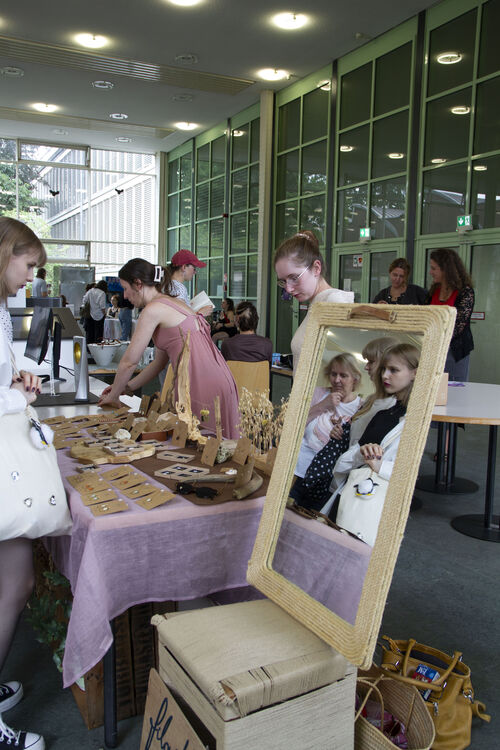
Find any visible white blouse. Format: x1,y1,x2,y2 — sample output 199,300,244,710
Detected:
0,325,27,417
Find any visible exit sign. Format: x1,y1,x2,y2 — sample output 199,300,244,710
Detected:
457,214,472,229
359,227,371,240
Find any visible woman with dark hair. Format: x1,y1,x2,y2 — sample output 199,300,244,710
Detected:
429,248,474,381
98,258,239,438
82,279,108,344
373,257,427,305
274,231,354,373
212,298,237,343
221,301,273,364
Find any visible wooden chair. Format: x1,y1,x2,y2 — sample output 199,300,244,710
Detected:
226,360,270,397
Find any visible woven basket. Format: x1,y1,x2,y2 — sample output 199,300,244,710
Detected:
355,665,435,750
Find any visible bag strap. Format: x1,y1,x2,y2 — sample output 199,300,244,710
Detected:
399,638,462,684
355,675,385,724
472,701,491,723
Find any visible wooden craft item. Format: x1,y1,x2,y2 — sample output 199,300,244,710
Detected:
232,436,253,466
234,459,254,489
154,466,189,480
70,442,155,466
67,474,110,493
90,499,128,516
155,451,194,463
253,447,278,477
171,420,188,448
214,395,222,443
129,419,148,442
121,482,159,499
103,442,151,457
112,472,147,491
54,438,83,451
156,412,178,430
43,416,66,425
80,488,119,507
100,465,135,481
176,473,234,484
108,420,128,436
201,436,221,467
136,489,175,510
145,411,160,431
233,470,263,500
149,397,162,415
138,439,165,448
77,463,100,473
139,395,151,416
122,414,136,432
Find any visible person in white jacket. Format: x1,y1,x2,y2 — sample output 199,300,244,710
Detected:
0,217,46,750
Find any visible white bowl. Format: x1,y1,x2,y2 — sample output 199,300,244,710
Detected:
112,342,130,363
87,343,121,368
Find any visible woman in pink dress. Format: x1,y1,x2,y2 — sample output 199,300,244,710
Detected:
98,258,239,439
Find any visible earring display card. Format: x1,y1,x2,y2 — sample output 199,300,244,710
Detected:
201,437,220,467
136,489,175,510
80,488,119,506
232,436,253,466
100,465,136,481
43,416,66,425
155,451,194,463
54,438,84,451
90,499,128,516
121,482,159,499
154,466,183,479
67,474,110,493
171,421,189,448
112,472,148,491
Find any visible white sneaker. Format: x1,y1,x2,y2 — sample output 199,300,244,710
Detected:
0,683,23,712
0,717,44,749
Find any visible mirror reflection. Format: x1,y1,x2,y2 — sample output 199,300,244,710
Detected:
272,326,423,624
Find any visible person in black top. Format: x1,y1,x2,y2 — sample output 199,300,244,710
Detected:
221,301,273,364
373,258,427,305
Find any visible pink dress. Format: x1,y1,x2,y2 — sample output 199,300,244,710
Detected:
153,297,240,439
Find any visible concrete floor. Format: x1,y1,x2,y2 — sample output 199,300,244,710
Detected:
3,423,498,749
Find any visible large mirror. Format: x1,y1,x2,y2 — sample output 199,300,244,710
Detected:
248,303,455,669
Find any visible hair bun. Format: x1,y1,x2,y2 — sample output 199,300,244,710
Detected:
295,230,319,248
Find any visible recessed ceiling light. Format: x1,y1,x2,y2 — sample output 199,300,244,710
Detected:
272,12,309,30
258,68,289,81
431,158,447,164
175,121,198,130
174,53,199,65
116,136,132,143
317,80,331,91
340,145,353,152
451,106,470,115
92,80,114,90
74,33,109,49
232,130,245,137
1,66,24,77
473,164,487,171
53,128,68,135
437,52,462,65
168,0,203,5
171,94,193,102
388,152,405,159
109,113,128,120
33,103,58,113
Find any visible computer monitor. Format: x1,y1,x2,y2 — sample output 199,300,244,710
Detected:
24,306,53,365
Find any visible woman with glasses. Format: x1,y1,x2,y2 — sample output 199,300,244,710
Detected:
274,231,354,373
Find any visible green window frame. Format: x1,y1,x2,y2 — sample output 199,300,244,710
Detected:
166,142,193,260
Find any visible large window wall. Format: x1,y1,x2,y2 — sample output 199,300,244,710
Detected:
166,143,193,260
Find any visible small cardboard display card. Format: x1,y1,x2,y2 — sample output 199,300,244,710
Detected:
135,490,175,510
201,436,220,467
171,420,188,448
43,416,66,425
112,472,147,491
139,394,151,416
232,436,253,466
121,482,159,499
67,474,110,493
139,669,205,750
100,465,135,481
90,499,128,516
155,451,194,463
77,463,101,473
80,488,118,507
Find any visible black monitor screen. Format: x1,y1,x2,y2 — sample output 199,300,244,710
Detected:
24,307,53,365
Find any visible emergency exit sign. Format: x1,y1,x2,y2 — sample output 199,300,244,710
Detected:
360,227,371,240
457,214,472,229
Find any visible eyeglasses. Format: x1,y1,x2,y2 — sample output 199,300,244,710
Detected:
276,264,311,289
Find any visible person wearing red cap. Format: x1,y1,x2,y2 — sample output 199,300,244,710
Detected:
169,250,206,304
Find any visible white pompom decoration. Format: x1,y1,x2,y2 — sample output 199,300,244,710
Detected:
30,421,54,449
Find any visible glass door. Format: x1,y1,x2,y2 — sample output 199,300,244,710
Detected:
469,243,500,384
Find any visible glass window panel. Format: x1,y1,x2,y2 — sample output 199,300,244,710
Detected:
370,177,406,239
424,89,471,165
369,251,398,301
374,43,412,117
230,213,247,252
474,76,500,156
196,182,209,220
301,140,327,194
196,143,210,182
42,242,88,263
229,255,246,299
479,0,500,77
421,163,467,234
278,98,301,151
167,228,178,258
249,164,259,208
180,189,191,225
232,128,249,169
339,254,363,302
372,111,408,178
231,168,248,213
471,154,500,229
211,136,226,177
180,153,192,189
275,201,298,244
196,221,209,255
247,254,258,298
337,185,368,243
168,192,179,226
249,210,258,252
427,10,477,97
0,139,16,160
179,224,191,250
210,176,225,217
194,264,208,295
0,162,19,213
300,195,325,245
250,118,260,163
340,63,372,129
338,125,369,186
29,165,89,240
209,257,224,297
91,150,154,172
303,87,329,143
20,142,87,165
168,158,180,193
276,150,299,200
210,218,224,255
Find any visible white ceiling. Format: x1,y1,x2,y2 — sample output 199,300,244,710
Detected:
0,0,437,154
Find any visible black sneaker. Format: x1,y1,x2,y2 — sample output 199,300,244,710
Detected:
0,683,23,713
0,718,44,749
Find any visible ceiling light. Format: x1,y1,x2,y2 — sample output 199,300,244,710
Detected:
317,80,331,91
171,94,193,102
0,66,24,77
168,0,202,5
431,158,447,164
437,52,462,65
451,106,470,115
174,53,199,65
33,103,58,113
92,80,114,90
340,145,353,152
258,68,289,81
53,128,68,135
473,164,487,171
175,121,198,130
232,130,245,137
272,12,308,30
116,136,132,143
109,113,128,120
388,152,405,159
74,33,108,49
